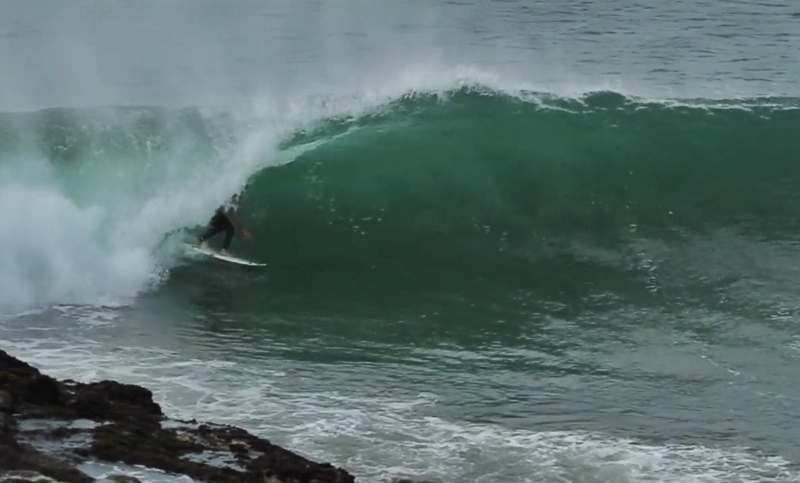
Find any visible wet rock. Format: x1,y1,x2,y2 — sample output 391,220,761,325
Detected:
68,380,161,423
20,377,62,408
0,351,38,373
0,354,54,405
0,349,356,483
105,476,141,483
0,390,13,413
0,443,92,483
0,392,20,461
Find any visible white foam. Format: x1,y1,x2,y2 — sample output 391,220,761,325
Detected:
79,461,200,483
0,183,158,313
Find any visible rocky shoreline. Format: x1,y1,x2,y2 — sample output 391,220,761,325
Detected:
0,349,358,483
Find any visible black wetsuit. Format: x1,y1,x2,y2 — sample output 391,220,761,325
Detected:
198,204,237,250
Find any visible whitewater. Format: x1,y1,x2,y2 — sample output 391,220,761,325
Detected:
2,1,800,482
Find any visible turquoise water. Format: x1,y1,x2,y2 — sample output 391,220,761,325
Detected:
1,2,800,482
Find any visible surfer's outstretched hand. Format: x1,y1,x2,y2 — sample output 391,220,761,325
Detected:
244,230,252,239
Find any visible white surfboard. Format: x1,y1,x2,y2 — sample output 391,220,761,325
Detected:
188,244,266,267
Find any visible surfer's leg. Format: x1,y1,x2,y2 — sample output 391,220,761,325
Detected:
195,226,221,246
195,213,230,246
221,224,235,252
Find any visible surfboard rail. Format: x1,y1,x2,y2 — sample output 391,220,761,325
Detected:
187,244,266,267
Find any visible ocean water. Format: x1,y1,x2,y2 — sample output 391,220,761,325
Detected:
1,1,800,482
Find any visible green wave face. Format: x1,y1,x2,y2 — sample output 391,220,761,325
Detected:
244,92,800,279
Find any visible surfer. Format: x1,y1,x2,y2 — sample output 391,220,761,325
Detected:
194,194,251,256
